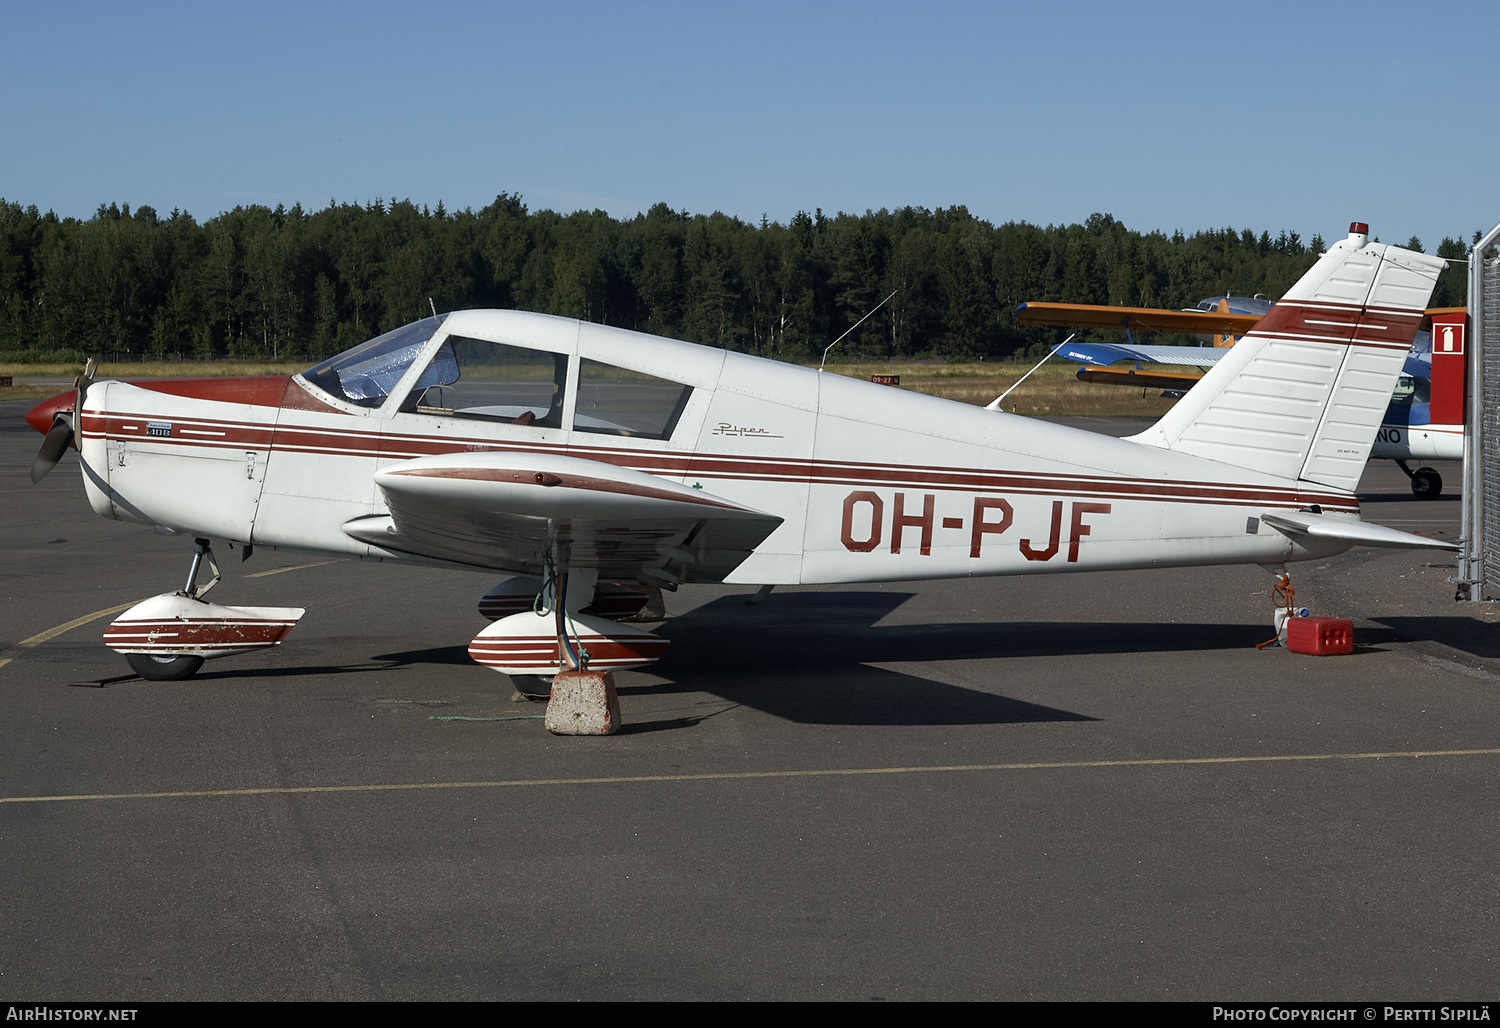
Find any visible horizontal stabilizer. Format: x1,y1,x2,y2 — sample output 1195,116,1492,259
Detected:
1260,511,1457,551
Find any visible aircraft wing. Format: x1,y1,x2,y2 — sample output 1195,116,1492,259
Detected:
1015,302,1263,335
1059,341,1227,369
344,452,784,585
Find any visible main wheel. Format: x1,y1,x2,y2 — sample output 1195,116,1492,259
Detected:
1411,468,1442,499
126,653,205,681
509,674,553,700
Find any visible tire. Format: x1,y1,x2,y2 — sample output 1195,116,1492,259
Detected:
125,653,205,681
509,674,553,699
1411,468,1442,500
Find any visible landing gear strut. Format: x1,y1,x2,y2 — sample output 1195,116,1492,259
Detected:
126,538,220,680
467,549,671,731
181,537,221,599
542,545,622,736
1395,460,1442,499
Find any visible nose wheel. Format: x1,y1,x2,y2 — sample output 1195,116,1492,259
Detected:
125,652,205,681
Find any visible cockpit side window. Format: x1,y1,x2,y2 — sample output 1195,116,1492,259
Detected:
402,335,568,427
1390,374,1431,406
302,315,448,408
573,360,692,439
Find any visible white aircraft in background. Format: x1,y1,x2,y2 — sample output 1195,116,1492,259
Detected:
25,223,1454,732
1015,265,1466,498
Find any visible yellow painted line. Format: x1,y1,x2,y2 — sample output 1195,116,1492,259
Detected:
247,559,343,578
0,599,143,671
4,747,1497,806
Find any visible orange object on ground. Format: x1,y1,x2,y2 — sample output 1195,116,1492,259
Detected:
1286,616,1354,656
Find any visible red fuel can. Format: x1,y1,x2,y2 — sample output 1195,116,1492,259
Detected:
1285,616,1354,656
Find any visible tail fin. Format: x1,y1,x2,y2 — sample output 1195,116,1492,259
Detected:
1212,298,1235,348
1129,224,1446,491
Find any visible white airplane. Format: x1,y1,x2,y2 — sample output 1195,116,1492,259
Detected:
25,223,1456,733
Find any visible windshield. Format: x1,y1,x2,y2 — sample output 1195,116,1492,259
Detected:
302,315,449,408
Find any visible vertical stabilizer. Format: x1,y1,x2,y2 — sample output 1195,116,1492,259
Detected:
1129,224,1446,491
1212,298,1235,348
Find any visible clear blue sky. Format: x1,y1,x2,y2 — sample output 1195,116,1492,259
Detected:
2,0,1494,248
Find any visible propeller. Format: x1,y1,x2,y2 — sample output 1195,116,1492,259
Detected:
30,413,75,483
29,358,95,484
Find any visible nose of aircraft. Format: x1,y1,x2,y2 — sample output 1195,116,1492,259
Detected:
26,390,76,435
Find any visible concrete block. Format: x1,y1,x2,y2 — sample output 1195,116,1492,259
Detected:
544,670,621,735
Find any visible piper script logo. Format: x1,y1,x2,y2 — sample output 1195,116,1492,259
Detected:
712,423,782,438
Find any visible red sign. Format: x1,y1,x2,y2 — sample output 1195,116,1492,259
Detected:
1429,312,1466,427
870,375,900,386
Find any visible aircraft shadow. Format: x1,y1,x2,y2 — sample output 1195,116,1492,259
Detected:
626,591,1265,727
185,595,1277,729
629,660,1095,727
1372,616,1500,661
659,591,1268,665
192,645,475,680
368,645,476,668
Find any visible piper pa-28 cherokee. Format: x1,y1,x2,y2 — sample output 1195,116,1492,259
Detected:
1015,286,1466,498
25,222,1458,733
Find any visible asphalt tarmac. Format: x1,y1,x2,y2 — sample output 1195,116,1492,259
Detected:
1,401,1495,1001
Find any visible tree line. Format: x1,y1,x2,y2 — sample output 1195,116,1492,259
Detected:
0,195,1474,363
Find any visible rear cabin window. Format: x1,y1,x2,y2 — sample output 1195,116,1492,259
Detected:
573,360,692,439
402,336,568,428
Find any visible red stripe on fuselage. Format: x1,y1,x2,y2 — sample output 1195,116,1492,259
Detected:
82,355,1362,525
87,413,277,450
83,406,1357,516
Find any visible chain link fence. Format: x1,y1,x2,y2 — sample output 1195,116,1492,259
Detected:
1480,255,1500,596
1459,226,1500,599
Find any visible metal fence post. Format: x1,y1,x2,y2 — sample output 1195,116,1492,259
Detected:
1461,222,1500,600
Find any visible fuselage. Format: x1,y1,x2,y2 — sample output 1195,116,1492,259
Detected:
65,310,1354,586
1371,411,1463,462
